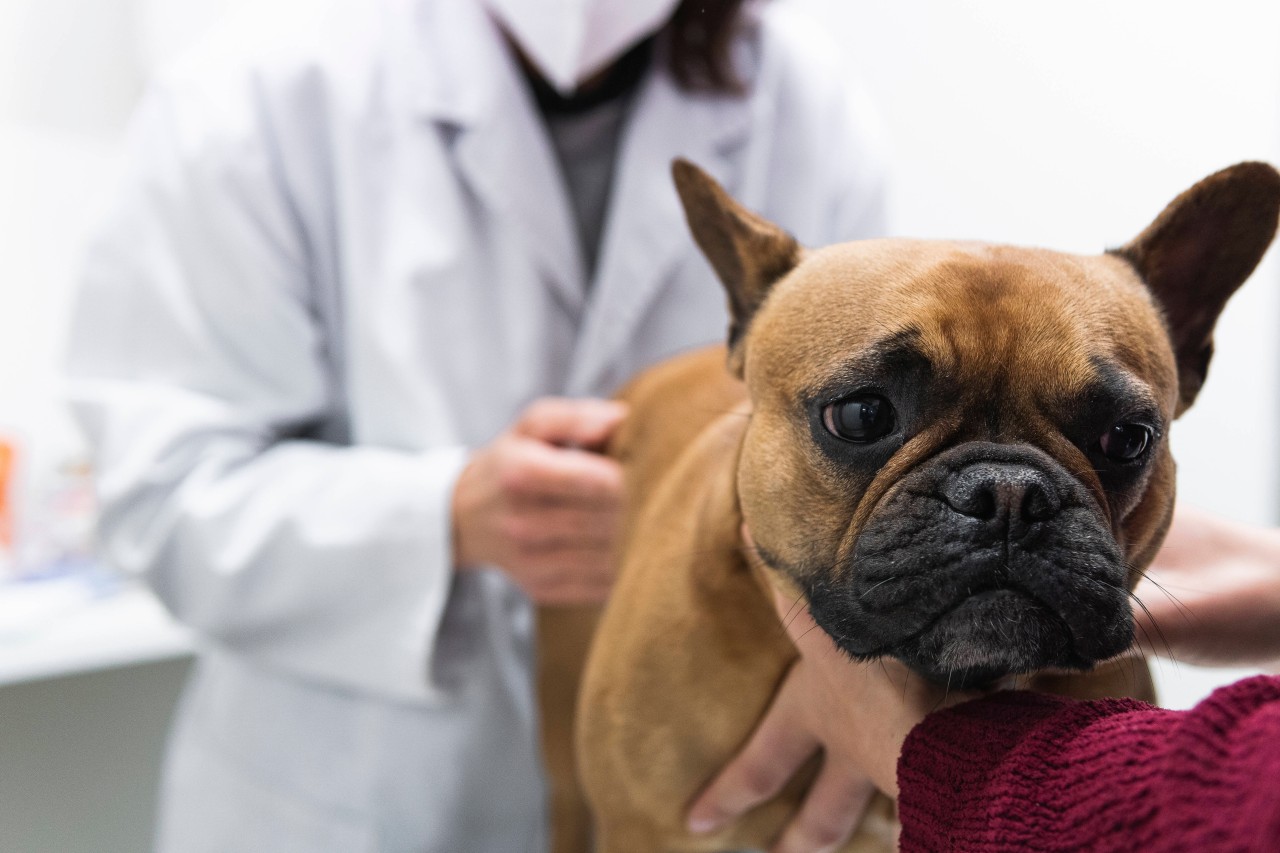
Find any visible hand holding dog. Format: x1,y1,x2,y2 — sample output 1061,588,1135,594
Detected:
692,504,1280,852
452,397,627,604
687,530,973,852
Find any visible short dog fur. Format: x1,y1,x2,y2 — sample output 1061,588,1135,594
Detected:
537,160,1280,852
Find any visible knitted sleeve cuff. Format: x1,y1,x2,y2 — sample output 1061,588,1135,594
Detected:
897,676,1280,852
897,689,1155,852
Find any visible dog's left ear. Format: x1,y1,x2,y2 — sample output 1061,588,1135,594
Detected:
1112,161,1280,415
672,158,801,376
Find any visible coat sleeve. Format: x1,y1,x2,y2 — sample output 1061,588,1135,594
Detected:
66,76,466,704
897,675,1280,852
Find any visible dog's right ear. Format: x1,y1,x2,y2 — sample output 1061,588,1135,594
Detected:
672,158,801,376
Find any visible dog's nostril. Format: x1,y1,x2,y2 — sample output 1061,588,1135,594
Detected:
1022,481,1059,522
944,481,997,519
942,463,1061,526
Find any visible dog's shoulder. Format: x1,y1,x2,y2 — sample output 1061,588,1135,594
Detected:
609,345,746,493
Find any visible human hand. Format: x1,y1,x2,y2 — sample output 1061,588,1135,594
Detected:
452,397,627,604
686,529,970,852
1133,504,1280,668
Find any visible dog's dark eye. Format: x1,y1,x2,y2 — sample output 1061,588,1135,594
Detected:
823,394,896,443
1100,422,1153,462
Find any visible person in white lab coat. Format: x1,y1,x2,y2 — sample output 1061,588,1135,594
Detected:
66,0,889,850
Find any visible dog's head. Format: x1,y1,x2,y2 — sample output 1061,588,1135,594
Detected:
674,160,1280,687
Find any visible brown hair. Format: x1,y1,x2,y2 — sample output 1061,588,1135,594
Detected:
665,0,751,94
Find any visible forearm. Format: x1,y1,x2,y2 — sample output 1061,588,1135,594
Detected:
78,380,469,701
898,675,1280,852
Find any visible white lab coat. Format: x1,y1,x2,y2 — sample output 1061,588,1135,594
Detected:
67,0,889,850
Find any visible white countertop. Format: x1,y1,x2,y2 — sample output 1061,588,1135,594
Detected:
0,570,194,688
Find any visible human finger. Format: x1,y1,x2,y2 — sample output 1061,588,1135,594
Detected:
501,438,624,504
514,541,618,577
515,397,628,450
770,760,876,853
528,577,616,605
514,548,617,603
499,504,621,551
687,664,819,835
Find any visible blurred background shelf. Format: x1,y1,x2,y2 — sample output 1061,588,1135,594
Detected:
0,572,194,688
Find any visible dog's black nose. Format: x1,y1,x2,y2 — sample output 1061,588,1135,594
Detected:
941,462,1061,530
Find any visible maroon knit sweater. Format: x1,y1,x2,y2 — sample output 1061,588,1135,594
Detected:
897,675,1280,851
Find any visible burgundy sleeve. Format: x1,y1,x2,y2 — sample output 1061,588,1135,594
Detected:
897,674,1280,852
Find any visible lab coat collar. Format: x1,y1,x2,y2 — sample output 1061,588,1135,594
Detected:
414,0,587,314
412,0,753,390
567,45,752,393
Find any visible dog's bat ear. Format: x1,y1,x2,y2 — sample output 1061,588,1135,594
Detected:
672,158,801,375
1112,161,1280,415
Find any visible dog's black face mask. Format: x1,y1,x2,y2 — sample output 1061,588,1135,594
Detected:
804,442,1133,688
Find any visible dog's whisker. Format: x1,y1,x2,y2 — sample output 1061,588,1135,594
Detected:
856,576,898,600
1084,569,1179,665
1127,565,1196,624
1129,611,1161,659
781,592,809,635
794,621,824,644
1128,592,1179,666
783,592,805,624
1127,645,1146,693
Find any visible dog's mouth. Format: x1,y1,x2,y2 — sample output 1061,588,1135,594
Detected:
798,441,1136,688
805,567,1128,689
882,588,1092,688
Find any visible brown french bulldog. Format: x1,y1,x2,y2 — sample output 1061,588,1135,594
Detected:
547,160,1280,852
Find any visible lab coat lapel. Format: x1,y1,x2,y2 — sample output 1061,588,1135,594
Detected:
416,1,586,315
567,68,750,394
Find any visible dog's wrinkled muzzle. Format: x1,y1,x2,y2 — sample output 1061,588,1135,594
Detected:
805,442,1134,688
